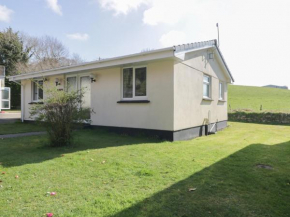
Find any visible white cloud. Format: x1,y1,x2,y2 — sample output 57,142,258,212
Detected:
159,30,187,47
0,5,13,22
98,0,149,15
97,0,290,87
46,0,62,15
67,33,89,41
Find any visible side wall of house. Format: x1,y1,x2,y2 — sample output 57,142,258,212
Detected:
173,49,231,132
90,59,174,131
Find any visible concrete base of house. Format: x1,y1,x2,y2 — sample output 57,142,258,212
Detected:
24,120,228,141
91,120,228,141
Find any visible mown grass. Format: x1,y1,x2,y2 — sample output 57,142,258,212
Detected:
0,122,290,216
0,121,45,135
228,85,290,112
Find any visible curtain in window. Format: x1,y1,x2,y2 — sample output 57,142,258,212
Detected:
38,81,43,99
135,67,146,96
80,76,91,108
33,82,38,101
123,68,133,98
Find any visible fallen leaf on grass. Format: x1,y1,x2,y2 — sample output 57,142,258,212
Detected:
101,160,106,164
91,159,94,161
15,175,19,179
1,172,6,175
188,188,197,192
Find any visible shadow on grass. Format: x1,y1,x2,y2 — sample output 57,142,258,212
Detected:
111,141,290,217
0,129,162,168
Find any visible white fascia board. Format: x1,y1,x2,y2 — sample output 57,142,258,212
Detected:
213,48,234,83
8,47,174,81
174,45,214,60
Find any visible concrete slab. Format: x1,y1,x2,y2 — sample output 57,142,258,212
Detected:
0,112,21,124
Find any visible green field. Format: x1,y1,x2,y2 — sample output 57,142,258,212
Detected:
228,85,290,113
1,122,290,216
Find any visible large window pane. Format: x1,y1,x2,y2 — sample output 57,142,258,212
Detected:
67,77,77,92
135,67,146,96
38,81,43,99
203,83,209,97
80,76,91,108
1,101,9,109
33,82,38,101
123,68,133,98
1,88,9,100
203,75,210,98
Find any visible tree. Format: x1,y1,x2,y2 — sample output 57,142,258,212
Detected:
18,34,83,73
0,28,31,75
0,28,32,109
30,85,91,147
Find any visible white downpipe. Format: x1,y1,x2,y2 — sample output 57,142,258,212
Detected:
21,84,24,122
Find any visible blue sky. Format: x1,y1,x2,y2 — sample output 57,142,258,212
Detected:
1,0,290,87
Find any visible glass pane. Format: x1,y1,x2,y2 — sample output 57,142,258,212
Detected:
219,83,223,98
67,77,77,92
1,101,9,109
38,81,43,100
1,88,9,100
135,67,146,96
203,75,210,83
80,76,91,108
33,82,37,101
203,83,209,97
123,68,133,98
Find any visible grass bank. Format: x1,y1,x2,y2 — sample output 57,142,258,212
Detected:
0,122,290,216
228,85,290,113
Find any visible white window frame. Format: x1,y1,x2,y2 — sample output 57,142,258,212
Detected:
65,73,90,91
203,74,211,99
1,87,11,110
219,81,224,100
32,79,43,102
122,66,147,100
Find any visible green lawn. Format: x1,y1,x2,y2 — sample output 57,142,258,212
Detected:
228,85,290,112
0,122,290,216
0,122,45,135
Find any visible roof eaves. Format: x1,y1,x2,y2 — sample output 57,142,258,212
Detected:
8,46,175,81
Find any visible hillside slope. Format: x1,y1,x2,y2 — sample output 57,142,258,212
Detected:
228,85,290,112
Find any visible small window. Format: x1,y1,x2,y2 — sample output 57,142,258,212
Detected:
32,80,43,101
219,82,224,100
203,75,211,98
122,67,147,99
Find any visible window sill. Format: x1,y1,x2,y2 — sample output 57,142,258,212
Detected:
218,99,227,102
28,102,44,105
117,100,150,103
202,97,214,101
